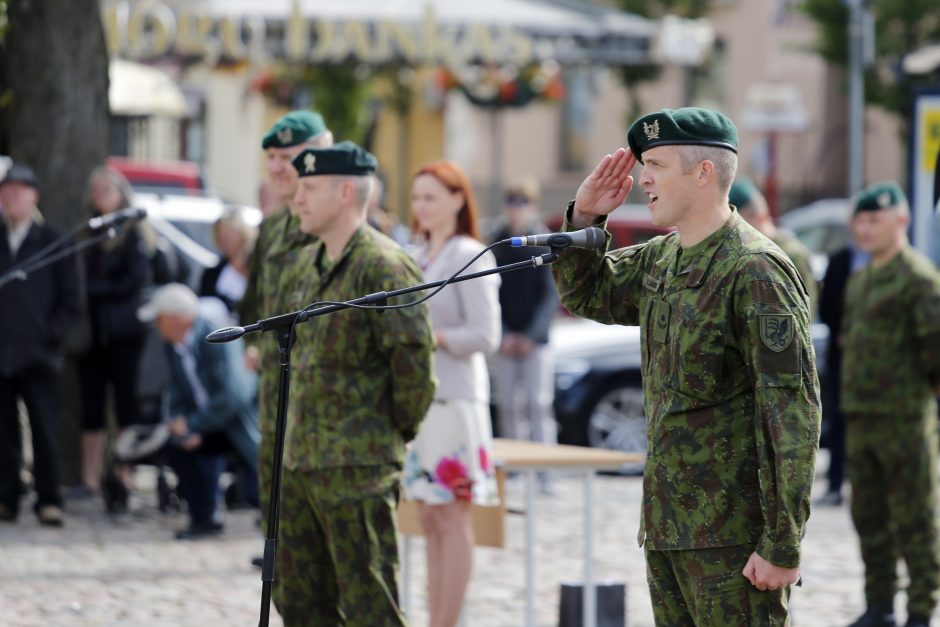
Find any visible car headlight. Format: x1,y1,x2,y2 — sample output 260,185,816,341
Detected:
554,358,591,392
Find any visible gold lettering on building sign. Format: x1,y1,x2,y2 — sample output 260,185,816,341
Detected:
126,2,176,59
105,0,537,70
176,12,219,64
285,0,308,62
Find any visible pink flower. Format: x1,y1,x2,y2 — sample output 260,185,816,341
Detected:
435,457,467,487
479,447,490,474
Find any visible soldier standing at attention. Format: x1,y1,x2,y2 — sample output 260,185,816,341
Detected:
238,111,332,557
729,177,818,316
841,182,940,627
552,107,820,625
274,142,435,625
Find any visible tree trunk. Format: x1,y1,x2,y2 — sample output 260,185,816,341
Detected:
3,0,109,230
2,0,110,488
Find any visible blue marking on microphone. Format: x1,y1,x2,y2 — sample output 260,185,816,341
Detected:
510,237,525,247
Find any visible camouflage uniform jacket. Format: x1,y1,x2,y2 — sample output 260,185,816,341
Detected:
239,206,317,327
284,225,436,471
553,205,820,568
772,229,818,318
841,245,940,417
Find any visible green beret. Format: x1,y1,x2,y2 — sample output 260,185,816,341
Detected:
627,107,738,163
854,181,907,214
261,110,327,149
292,141,378,177
728,178,760,210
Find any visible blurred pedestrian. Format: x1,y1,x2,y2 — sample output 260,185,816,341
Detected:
403,160,501,627
238,111,332,566
198,207,257,320
553,108,820,625
488,177,559,481
0,163,81,527
841,182,940,627
137,283,259,540
77,166,152,509
730,178,818,315
274,142,435,625
816,213,868,507
367,173,411,246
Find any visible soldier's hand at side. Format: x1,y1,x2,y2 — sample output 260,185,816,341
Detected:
742,552,800,591
572,149,636,228
244,345,260,372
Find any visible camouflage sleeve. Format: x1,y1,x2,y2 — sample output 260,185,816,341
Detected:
735,252,820,569
911,274,940,387
370,253,436,442
238,211,278,327
551,202,647,325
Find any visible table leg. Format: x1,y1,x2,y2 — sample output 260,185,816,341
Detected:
402,533,411,620
525,468,536,627
584,470,595,627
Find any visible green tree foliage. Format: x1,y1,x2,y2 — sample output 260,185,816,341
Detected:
801,0,940,114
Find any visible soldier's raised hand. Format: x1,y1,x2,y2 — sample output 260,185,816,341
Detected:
572,148,636,228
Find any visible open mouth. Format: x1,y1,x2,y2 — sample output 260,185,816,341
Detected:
647,193,659,209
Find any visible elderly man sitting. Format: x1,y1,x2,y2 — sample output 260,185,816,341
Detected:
137,283,259,540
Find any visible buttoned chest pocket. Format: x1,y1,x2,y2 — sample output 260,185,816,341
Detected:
661,293,728,403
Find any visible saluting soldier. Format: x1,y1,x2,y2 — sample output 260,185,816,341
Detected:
239,111,333,537
729,177,818,317
552,108,820,625
274,142,435,625
841,182,940,627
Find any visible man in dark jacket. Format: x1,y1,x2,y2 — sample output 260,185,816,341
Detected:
0,163,81,526
489,178,559,461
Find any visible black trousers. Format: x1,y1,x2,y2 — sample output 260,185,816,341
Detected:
0,362,63,513
78,337,145,430
166,431,233,526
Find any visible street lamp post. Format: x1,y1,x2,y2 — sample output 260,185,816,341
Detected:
845,0,874,197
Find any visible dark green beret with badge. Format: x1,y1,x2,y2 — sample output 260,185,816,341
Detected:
627,107,738,163
728,178,760,210
853,181,907,214
291,141,378,177
261,110,328,149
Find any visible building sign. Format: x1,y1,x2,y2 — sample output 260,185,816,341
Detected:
102,0,537,71
910,91,940,264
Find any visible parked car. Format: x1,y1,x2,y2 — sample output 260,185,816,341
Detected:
777,198,851,281
551,315,830,474
108,156,206,194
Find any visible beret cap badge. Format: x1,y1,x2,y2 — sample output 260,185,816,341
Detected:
276,127,293,145
304,154,317,173
878,192,891,208
644,120,660,140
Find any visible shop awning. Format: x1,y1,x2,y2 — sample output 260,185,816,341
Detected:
109,59,189,117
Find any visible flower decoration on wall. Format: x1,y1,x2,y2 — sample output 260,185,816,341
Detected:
435,60,565,109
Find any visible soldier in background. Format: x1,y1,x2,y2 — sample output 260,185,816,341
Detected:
730,178,818,316
553,108,819,625
238,111,332,569
274,142,435,625
841,182,940,627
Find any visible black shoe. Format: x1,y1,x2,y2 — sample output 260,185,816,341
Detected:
848,603,897,627
175,520,224,540
904,615,930,627
102,471,129,515
816,490,844,506
251,556,264,569
0,503,17,522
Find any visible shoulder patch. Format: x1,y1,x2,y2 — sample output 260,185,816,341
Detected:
759,314,794,352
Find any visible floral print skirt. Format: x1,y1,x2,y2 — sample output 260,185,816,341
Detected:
402,399,499,506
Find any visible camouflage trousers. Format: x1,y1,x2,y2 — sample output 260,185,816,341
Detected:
275,464,405,627
645,544,791,626
846,412,940,617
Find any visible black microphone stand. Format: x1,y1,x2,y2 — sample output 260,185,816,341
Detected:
205,250,560,627
0,227,119,289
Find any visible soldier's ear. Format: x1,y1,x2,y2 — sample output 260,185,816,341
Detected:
696,159,716,188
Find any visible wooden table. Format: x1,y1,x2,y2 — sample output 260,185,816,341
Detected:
399,438,643,627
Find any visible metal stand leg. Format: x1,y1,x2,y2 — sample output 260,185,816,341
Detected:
401,534,411,620
584,470,596,627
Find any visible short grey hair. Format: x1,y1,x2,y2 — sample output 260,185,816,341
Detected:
333,175,375,209
678,146,738,194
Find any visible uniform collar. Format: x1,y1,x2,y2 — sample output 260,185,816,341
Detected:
312,224,369,282
674,210,739,287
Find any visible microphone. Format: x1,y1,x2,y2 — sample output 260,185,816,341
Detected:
87,207,147,231
504,227,606,250
205,326,247,343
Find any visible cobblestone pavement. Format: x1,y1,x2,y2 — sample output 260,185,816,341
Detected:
0,453,922,626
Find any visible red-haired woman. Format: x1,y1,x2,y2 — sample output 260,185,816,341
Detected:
402,160,501,626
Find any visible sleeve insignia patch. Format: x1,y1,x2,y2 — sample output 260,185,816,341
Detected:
759,314,794,352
